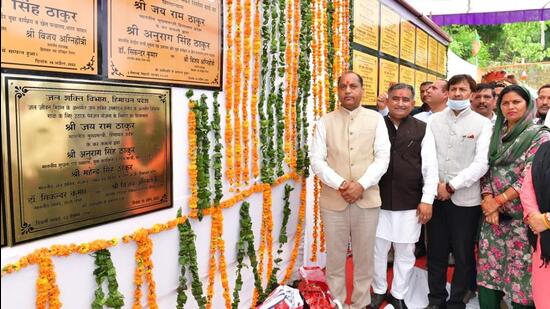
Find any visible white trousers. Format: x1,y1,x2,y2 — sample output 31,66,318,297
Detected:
372,237,416,300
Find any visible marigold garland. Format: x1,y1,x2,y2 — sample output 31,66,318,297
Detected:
187,90,198,211
233,0,243,188
241,0,252,185
225,0,235,185
122,217,187,309
250,0,261,179
215,208,232,308
283,0,294,166
326,0,336,112
310,175,321,261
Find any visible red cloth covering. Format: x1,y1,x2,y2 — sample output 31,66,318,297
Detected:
297,267,338,309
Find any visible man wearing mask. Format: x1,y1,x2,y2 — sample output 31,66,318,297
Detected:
370,83,438,309
425,75,492,309
471,83,497,125
310,71,390,309
414,79,448,123
535,84,549,125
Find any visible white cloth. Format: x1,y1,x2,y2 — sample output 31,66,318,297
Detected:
545,115,550,127
380,106,389,116
490,113,497,126
373,239,416,300
413,111,432,123
310,108,391,190
376,209,421,243
430,107,492,206
420,122,438,204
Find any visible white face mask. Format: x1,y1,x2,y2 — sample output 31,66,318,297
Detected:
447,99,470,111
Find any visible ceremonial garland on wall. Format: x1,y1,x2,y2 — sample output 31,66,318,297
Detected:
187,91,198,211
250,0,261,178
348,0,354,66
212,91,224,205
122,217,188,309
241,0,252,185
233,0,243,188
232,201,264,308
274,0,286,178
225,0,235,186
258,0,271,184
176,211,206,309
295,0,312,177
267,184,293,291
326,0,336,112
92,249,124,309
282,177,307,283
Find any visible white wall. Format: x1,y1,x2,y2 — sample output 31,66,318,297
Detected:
1,85,313,308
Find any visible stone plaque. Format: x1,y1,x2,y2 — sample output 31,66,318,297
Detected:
1,75,172,244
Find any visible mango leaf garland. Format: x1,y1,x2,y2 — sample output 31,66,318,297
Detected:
211,91,223,205
266,184,293,292
232,201,264,308
176,210,206,308
91,249,124,309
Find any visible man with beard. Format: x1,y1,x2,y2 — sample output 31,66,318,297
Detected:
471,83,497,125
535,84,550,125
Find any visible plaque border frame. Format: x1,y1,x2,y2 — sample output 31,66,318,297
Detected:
1,74,173,245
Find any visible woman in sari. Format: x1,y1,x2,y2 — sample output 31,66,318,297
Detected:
477,85,550,309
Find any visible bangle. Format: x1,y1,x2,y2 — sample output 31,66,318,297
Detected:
501,192,509,202
494,195,506,206
543,213,550,230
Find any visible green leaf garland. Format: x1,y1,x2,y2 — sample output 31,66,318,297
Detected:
176,210,206,308
266,184,294,292
91,249,124,309
232,201,264,308
211,91,223,205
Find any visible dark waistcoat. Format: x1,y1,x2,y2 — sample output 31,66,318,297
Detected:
379,115,426,211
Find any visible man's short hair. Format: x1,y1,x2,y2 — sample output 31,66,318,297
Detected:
475,83,496,97
420,81,433,88
338,71,363,87
447,74,476,92
387,83,415,99
538,84,550,95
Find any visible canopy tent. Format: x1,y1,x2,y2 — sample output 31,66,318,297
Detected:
405,0,550,25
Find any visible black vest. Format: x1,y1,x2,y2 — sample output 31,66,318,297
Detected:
379,115,426,211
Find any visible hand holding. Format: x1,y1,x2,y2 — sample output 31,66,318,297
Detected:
340,181,364,204
436,182,450,201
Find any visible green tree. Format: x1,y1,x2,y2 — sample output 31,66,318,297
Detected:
443,22,550,68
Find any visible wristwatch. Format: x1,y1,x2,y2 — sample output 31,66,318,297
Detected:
445,183,455,194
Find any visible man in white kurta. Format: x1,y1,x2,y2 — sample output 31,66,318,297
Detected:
310,72,390,309
370,84,438,309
